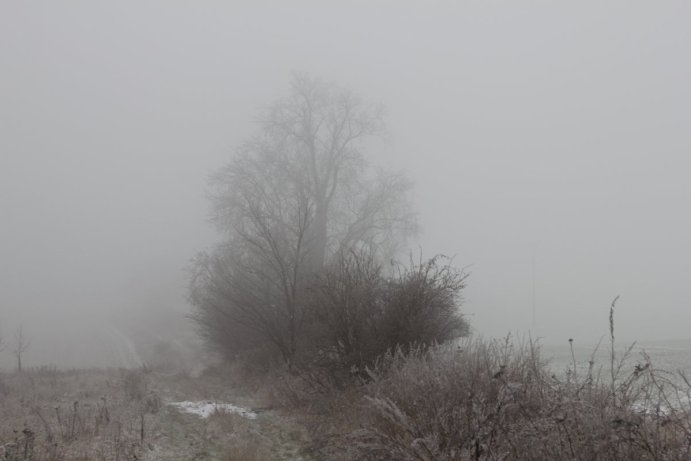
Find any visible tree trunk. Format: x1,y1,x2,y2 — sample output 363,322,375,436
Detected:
309,200,329,270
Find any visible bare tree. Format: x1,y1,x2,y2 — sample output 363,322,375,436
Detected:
191,76,417,366
12,325,30,372
209,75,416,271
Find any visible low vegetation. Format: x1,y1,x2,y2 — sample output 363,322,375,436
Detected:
4,330,691,460
0,367,152,460
0,365,310,461
353,340,691,460
258,331,691,461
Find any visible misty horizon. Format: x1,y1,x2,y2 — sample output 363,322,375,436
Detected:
2,1,691,369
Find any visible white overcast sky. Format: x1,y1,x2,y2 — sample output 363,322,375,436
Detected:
2,1,691,361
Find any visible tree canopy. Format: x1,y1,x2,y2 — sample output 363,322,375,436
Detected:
208,75,416,270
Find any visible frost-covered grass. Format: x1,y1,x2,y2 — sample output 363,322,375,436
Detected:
295,337,691,460
259,299,691,459
0,367,157,460
0,366,309,460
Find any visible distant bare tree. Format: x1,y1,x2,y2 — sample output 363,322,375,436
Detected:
12,326,30,372
191,75,417,366
209,74,416,270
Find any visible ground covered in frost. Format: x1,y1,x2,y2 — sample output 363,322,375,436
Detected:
0,367,312,460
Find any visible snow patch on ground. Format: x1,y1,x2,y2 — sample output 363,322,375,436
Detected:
169,400,258,419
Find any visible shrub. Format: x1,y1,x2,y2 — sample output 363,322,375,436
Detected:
302,250,386,376
302,252,469,384
381,255,469,350
189,249,285,363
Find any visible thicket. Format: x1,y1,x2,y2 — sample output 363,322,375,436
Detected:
191,249,470,380
304,252,468,379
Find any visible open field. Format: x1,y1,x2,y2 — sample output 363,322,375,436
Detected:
4,338,691,460
0,366,312,461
